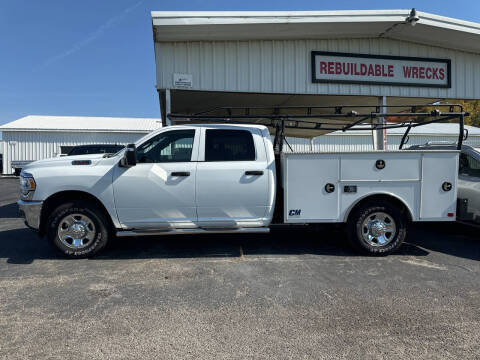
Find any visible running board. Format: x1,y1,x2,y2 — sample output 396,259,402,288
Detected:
116,227,270,237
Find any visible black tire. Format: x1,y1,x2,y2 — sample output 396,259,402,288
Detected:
347,200,407,255
46,200,110,258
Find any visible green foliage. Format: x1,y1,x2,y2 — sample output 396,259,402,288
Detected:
455,100,480,127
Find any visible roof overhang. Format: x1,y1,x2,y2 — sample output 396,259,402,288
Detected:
151,10,480,54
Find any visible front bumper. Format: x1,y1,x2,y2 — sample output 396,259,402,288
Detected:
18,200,43,230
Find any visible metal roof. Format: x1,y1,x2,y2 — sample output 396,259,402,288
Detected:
151,10,480,54
0,115,162,133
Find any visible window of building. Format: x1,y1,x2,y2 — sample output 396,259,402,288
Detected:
205,129,256,162
136,130,195,163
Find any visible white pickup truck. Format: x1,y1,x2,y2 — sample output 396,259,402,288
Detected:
18,121,459,258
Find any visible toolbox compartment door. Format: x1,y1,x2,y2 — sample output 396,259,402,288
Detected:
420,152,458,220
284,154,339,222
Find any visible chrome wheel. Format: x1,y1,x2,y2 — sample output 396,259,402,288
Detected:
57,213,96,249
361,212,396,247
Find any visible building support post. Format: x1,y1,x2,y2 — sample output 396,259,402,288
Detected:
165,88,172,126
372,96,387,150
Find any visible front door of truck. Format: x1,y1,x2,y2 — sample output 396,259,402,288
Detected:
113,128,199,229
195,127,269,227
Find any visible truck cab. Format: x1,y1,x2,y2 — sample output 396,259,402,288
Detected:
112,124,275,230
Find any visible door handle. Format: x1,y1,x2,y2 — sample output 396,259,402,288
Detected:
245,170,263,176
171,171,190,177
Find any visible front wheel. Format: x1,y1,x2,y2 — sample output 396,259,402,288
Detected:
347,200,407,255
47,200,110,258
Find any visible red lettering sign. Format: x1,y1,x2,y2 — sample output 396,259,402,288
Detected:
314,52,449,87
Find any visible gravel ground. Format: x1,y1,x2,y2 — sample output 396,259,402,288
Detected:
0,178,479,359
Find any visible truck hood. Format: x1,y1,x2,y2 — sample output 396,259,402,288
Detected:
23,154,109,171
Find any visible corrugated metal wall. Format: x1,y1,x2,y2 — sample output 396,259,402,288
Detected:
156,37,480,99
2,131,147,174
284,134,480,153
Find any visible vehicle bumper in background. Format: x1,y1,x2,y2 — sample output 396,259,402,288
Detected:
18,200,43,230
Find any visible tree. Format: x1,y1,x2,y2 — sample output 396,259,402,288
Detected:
454,100,480,127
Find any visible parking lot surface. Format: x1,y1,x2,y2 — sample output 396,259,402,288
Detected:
0,178,479,359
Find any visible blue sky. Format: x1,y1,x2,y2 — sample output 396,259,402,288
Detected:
0,0,479,127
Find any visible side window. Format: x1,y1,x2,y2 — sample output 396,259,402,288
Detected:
459,153,480,177
136,130,195,163
205,129,256,162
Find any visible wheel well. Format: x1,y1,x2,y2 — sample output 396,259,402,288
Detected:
345,194,413,223
39,191,114,236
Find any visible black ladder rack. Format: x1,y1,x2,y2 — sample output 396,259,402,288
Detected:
167,104,468,151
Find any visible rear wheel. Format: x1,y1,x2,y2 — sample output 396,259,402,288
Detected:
47,200,110,258
347,200,407,255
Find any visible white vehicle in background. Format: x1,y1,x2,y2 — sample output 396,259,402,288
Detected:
17,104,467,258
408,142,480,224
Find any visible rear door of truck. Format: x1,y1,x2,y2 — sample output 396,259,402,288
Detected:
195,126,270,227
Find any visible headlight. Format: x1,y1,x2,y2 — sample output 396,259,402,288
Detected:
20,172,36,200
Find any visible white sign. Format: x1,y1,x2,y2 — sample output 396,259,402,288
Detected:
173,73,193,88
312,51,451,88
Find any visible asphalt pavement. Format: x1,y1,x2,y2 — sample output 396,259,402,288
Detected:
0,178,479,359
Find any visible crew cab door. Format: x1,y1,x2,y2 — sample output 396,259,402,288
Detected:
112,128,199,229
195,127,269,227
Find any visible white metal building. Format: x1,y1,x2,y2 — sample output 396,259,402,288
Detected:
151,9,480,144
0,115,161,174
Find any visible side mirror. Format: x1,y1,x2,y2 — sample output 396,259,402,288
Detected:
120,144,137,167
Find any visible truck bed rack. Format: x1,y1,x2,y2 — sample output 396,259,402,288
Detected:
167,103,468,151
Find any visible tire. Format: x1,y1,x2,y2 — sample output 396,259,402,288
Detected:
347,200,407,255
46,200,110,258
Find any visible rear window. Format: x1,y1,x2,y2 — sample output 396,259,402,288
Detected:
205,129,255,162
